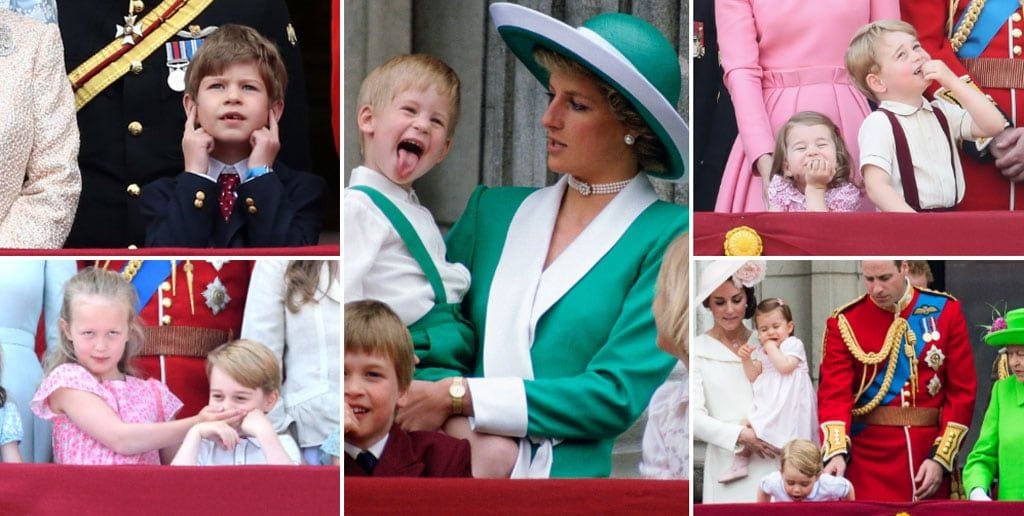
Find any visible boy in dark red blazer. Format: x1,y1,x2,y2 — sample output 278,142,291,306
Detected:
344,300,471,477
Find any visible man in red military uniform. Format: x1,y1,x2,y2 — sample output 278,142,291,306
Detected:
100,260,253,418
818,260,977,501
903,2,1024,210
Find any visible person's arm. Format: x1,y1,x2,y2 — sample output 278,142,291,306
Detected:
241,410,294,465
928,299,977,474
804,157,838,212
756,487,771,503
864,164,916,212
818,315,857,473
738,344,761,382
924,60,1006,138
962,380,1002,500
0,441,21,463
239,260,292,433
844,483,856,501
140,173,219,247
0,22,80,248
50,388,241,456
236,163,325,247
762,339,801,374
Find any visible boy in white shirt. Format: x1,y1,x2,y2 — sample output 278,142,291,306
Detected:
846,20,1006,212
344,54,474,382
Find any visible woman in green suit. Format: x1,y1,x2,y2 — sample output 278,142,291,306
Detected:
396,3,688,478
964,308,1024,500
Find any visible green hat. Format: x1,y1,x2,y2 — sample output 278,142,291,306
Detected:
984,308,1024,347
490,2,688,181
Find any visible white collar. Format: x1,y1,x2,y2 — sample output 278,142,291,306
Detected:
344,432,389,460
878,97,933,116
349,166,419,204
208,157,250,181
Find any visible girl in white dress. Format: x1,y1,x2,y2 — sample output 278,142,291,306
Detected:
720,298,817,482
757,439,854,502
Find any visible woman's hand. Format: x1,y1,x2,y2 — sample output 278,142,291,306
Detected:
396,379,452,432
755,154,774,207
737,426,780,459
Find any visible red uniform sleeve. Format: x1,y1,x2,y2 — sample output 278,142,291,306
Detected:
937,299,977,428
817,315,857,438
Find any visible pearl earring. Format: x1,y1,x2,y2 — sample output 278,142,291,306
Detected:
624,134,635,145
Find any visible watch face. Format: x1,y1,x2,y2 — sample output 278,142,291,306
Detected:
450,384,466,397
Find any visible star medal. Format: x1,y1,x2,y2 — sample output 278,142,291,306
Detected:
202,276,231,315
925,344,945,371
927,376,942,397
922,318,932,343
165,38,204,92
116,14,144,46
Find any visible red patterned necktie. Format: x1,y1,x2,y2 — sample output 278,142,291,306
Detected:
217,169,240,221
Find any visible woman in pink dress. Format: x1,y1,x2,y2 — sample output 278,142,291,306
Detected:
713,0,899,212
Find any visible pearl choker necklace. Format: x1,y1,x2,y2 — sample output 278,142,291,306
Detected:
567,176,631,196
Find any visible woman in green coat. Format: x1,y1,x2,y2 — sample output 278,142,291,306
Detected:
964,308,1024,500
395,3,688,478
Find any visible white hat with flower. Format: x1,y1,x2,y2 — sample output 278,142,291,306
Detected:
696,260,767,307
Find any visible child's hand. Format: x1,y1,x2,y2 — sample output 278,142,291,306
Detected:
804,157,836,190
182,103,214,174
737,344,754,360
344,402,359,434
762,339,780,351
921,59,956,87
239,409,275,438
248,107,281,170
197,404,246,426
196,421,240,450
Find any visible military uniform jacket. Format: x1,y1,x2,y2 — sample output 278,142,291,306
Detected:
445,175,687,477
57,0,311,247
818,287,977,501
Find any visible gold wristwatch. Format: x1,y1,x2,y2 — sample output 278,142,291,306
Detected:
449,377,467,415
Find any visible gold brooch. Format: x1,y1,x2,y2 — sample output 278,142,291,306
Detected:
724,225,763,256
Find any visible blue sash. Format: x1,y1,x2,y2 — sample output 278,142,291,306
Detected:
955,0,1020,58
123,261,173,314
852,291,947,435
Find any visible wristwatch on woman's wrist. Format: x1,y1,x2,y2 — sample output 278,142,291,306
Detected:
449,377,466,415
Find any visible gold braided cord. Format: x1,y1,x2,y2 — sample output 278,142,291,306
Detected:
950,0,988,53
839,316,915,416
948,0,962,39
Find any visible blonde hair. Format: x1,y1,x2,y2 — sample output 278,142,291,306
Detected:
770,111,853,189
185,24,287,103
534,48,668,173
356,54,461,152
46,267,144,377
283,260,338,313
344,300,415,391
781,439,823,477
906,260,934,283
653,234,688,361
846,20,919,102
206,339,281,394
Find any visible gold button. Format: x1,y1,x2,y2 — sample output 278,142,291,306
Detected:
1016,45,1023,56
245,197,255,206
195,191,206,201
1015,12,1022,22
132,0,144,13
247,205,257,215
160,281,171,292
194,199,204,209
902,391,910,396
161,297,172,308
161,315,171,325
129,60,143,74
127,244,138,250
128,121,143,136
126,183,141,197
1016,28,1023,38
902,401,910,407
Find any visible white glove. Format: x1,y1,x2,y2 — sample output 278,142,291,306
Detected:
969,487,992,501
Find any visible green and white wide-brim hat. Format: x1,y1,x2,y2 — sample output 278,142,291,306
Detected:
490,2,688,181
984,308,1024,347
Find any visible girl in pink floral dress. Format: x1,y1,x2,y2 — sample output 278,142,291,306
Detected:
31,268,243,465
766,112,863,212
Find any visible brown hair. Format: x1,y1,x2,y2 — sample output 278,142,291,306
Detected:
185,24,287,103
345,300,415,391
905,260,933,283
206,339,281,394
770,111,853,189
46,267,145,377
534,48,668,173
754,298,794,330
653,234,688,361
781,439,823,477
356,54,461,151
846,20,918,103
284,260,338,313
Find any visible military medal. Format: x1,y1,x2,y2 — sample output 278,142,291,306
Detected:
692,21,705,59
927,376,942,397
165,38,204,92
116,14,144,46
925,344,945,371
928,317,940,341
203,276,231,315
922,318,933,343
